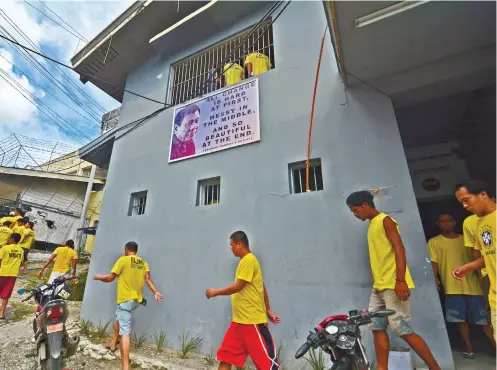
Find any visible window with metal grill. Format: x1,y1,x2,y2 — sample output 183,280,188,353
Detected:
128,191,147,216
289,159,324,194
197,177,221,206
169,21,274,106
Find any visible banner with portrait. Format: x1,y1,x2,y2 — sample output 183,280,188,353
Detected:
168,79,260,162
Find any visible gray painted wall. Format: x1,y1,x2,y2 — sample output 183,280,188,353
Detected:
82,2,454,369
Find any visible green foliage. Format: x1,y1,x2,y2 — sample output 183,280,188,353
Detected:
203,350,216,366
304,348,326,370
77,319,93,336
179,330,203,358
153,326,167,353
95,319,112,339
133,332,149,349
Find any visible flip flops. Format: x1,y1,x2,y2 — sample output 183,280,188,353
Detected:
105,340,120,353
462,352,475,360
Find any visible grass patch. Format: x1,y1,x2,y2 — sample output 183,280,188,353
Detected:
9,302,34,321
179,330,203,358
203,350,216,366
133,332,148,349
77,319,93,336
95,319,112,339
69,269,88,302
153,326,166,353
304,348,326,370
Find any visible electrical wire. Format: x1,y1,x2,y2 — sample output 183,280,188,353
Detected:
0,10,106,115
23,1,88,43
36,0,89,42
0,25,102,123
0,54,101,126
306,24,327,192
0,33,169,107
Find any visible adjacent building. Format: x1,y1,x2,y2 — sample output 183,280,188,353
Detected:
72,1,496,368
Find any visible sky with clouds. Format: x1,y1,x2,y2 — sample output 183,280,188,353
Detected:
0,0,134,148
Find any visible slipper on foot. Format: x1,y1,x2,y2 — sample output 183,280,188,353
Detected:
462,352,475,360
105,345,118,353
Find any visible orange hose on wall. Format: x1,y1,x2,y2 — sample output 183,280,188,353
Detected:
306,26,328,192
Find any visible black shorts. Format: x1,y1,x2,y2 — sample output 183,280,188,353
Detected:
22,248,29,261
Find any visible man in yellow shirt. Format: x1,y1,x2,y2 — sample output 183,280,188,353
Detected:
38,240,78,283
12,217,26,237
244,52,271,77
93,241,162,370
346,191,440,370
0,220,13,247
0,233,23,319
206,231,280,370
222,62,244,86
428,212,494,358
454,180,497,338
20,221,35,274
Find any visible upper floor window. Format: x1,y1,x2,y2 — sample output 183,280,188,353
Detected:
128,191,147,216
289,159,324,194
168,20,274,106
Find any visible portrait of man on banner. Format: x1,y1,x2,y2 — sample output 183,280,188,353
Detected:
169,104,200,161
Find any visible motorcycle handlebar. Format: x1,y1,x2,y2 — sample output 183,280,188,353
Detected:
371,309,396,318
22,291,35,302
295,342,311,359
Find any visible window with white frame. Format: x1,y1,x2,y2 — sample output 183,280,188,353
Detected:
128,191,147,216
289,159,324,194
197,177,221,206
169,20,275,106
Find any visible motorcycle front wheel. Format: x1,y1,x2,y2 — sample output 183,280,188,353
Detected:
41,356,62,370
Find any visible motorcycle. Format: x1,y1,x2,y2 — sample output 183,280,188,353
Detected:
18,276,80,370
295,308,395,370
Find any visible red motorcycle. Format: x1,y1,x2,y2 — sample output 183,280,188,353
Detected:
295,309,395,370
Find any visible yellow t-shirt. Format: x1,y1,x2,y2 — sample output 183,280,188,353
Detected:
0,226,13,246
463,214,488,277
244,53,271,76
427,234,482,295
12,225,25,237
0,243,24,276
367,213,415,290
476,211,496,310
111,255,149,304
223,63,244,86
20,229,35,249
52,246,78,273
231,253,267,324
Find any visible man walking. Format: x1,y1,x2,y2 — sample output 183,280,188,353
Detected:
38,240,78,283
206,231,280,370
427,212,494,358
0,220,12,247
20,221,35,274
453,180,496,338
93,241,163,370
346,191,440,370
0,233,23,319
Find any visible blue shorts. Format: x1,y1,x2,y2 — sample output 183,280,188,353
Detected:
445,295,488,325
115,300,140,335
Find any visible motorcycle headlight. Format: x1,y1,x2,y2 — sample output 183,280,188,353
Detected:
325,325,339,335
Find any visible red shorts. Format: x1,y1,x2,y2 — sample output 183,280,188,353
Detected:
217,322,278,369
0,276,17,299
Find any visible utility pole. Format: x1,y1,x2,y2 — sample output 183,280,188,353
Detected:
75,164,96,255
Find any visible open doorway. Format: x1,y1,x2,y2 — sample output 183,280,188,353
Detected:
395,85,496,359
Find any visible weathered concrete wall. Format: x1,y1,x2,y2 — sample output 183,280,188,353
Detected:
82,2,454,368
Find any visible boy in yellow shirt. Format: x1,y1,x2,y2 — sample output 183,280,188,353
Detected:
428,212,494,358
346,191,440,370
244,52,271,77
454,180,497,338
0,221,13,247
93,241,162,370
0,233,23,319
38,240,78,283
12,217,26,237
206,231,280,370
20,221,35,274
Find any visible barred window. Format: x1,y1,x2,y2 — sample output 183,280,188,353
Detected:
128,191,147,216
289,159,324,194
169,20,274,106
197,177,221,206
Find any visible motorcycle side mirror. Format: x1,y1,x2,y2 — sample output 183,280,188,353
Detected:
17,289,27,294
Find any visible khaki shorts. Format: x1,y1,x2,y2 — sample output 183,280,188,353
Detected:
368,289,413,337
